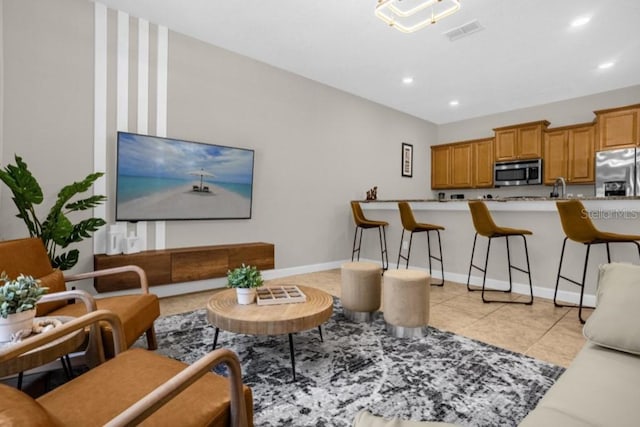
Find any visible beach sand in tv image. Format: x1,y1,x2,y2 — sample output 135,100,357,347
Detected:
116,133,254,220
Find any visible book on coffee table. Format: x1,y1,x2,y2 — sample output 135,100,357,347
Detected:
256,286,307,305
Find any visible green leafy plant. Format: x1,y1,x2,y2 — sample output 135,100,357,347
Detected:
226,264,264,289
0,272,48,319
0,154,107,270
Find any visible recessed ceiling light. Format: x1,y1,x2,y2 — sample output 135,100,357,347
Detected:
571,16,591,27
449,100,459,106
402,76,414,85
598,62,615,69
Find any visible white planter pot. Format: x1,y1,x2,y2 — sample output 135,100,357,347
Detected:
236,288,256,305
0,309,36,343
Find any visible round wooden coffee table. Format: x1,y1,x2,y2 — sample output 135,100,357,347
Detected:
207,285,333,381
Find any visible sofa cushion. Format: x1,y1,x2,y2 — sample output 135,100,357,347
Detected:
35,270,68,316
583,262,640,355
352,410,457,427
525,343,640,427
37,348,253,427
48,294,160,357
0,383,57,426
519,406,597,427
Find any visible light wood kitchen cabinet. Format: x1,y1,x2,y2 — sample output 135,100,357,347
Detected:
494,121,550,161
595,104,640,150
543,123,595,185
543,130,568,184
431,138,493,189
568,124,595,183
451,143,473,188
473,138,494,187
431,144,451,189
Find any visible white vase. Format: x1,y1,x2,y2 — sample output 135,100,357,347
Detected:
0,309,36,343
236,288,255,305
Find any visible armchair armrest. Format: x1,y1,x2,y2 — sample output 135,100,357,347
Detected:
106,348,249,427
65,265,150,294
0,310,125,363
38,289,104,365
39,289,97,312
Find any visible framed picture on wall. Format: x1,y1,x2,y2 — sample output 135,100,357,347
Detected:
401,143,413,177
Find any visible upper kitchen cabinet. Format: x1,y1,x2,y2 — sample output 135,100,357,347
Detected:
543,123,595,184
595,104,640,151
431,144,452,189
473,138,494,188
432,143,473,189
430,138,493,189
494,120,550,161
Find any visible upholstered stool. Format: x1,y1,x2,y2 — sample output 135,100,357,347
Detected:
341,262,382,322
382,269,430,338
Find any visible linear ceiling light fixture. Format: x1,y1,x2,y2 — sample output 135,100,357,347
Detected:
376,0,461,34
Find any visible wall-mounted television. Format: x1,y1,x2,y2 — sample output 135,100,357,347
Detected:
115,132,255,221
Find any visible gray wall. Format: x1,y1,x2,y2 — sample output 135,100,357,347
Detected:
438,85,640,143
1,0,95,272
0,0,436,276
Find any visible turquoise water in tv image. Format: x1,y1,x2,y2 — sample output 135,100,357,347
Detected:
117,175,252,203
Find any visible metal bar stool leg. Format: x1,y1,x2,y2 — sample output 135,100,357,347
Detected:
505,236,514,293
428,230,445,287
466,233,479,291
521,235,534,304
606,242,611,263
480,238,492,303
577,244,592,324
553,238,569,307
396,228,406,268
379,226,389,270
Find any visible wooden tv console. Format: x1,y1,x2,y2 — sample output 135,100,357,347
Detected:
93,242,275,293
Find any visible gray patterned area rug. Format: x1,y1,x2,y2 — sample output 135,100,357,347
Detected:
144,299,564,426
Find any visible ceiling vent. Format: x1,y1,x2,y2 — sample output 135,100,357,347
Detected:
443,19,484,41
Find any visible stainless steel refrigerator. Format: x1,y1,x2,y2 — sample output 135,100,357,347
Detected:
595,148,640,197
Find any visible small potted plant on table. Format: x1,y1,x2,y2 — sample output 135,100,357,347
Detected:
227,264,264,305
0,272,48,342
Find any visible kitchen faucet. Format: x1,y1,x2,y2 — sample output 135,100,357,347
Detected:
552,177,566,198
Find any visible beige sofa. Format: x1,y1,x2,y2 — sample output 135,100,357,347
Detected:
519,262,640,427
355,263,640,427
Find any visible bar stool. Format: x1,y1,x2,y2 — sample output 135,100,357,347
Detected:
396,202,445,286
554,199,640,323
466,201,534,304
350,201,389,271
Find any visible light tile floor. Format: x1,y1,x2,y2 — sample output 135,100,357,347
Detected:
159,269,591,368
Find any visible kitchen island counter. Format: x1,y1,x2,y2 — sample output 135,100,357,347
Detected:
354,197,640,309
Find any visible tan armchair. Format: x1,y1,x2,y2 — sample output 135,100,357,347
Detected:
0,237,160,358
0,310,253,426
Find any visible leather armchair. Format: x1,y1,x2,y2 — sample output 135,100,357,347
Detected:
0,310,253,426
0,237,160,358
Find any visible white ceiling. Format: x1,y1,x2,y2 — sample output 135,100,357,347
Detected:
95,0,640,124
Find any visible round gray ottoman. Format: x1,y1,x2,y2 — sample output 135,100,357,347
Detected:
341,261,382,322
383,269,430,337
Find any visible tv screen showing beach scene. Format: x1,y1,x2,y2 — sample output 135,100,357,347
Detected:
116,132,254,221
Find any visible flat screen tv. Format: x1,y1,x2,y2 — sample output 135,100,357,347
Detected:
115,132,255,221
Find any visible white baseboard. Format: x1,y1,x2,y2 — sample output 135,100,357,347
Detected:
87,257,595,306
359,257,596,307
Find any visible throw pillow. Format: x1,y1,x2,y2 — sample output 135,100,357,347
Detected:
583,262,640,355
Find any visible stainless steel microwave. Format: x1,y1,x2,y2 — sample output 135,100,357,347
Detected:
493,159,542,187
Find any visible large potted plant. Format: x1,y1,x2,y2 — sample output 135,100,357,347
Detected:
227,264,264,305
0,272,48,342
0,155,107,270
